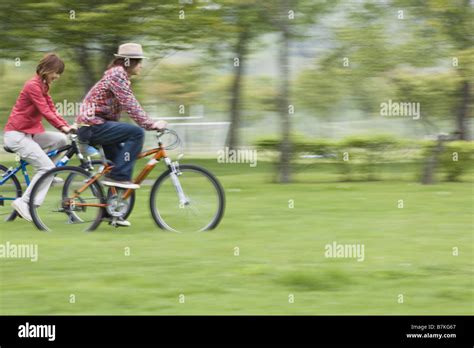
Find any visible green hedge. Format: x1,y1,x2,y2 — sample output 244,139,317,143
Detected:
255,136,337,154
255,134,474,182
440,141,474,181
255,134,403,154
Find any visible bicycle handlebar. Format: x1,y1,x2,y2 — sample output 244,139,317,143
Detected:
69,127,181,151
156,128,181,150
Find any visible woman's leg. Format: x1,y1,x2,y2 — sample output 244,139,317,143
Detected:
32,131,68,153
32,131,68,164
4,131,55,206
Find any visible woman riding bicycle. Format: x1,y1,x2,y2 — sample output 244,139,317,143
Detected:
76,43,167,226
3,53,73,222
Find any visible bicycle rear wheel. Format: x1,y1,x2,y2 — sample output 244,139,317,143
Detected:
64,160,135,220
0,164,22,222
149,164,225,233
30,166,105,232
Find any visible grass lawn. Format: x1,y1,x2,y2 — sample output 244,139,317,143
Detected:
0,159,473,314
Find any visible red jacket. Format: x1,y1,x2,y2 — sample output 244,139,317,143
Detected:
4,75,69,134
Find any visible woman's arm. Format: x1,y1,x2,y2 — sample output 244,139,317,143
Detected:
26,81,70,130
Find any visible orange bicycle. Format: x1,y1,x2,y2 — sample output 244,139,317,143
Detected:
28,129,225,233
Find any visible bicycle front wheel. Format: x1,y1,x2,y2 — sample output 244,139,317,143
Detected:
150,164,225,233
30,166,105,232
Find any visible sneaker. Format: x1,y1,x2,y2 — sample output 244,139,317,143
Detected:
106,217,131,227
115,218,131,227
12,198,32,222
52,176,64,184
102,176,140,190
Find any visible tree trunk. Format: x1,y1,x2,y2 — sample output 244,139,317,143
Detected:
277,5,292,183
226,28,249,150
456,80,471,140
421,135,446,184
74,47,96,96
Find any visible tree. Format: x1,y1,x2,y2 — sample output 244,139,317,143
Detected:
192,1,271,150
258,0,335,183
295,0,472,136
0,0,204,94
394,0,473,140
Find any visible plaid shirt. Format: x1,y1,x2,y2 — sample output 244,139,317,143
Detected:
76,66,154,130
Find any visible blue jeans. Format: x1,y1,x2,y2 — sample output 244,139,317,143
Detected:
79,121,145,181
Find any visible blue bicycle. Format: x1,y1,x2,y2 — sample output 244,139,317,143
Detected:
0,134,100,221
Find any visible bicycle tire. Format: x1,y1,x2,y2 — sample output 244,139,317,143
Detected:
63,160,135,220
149,164,225,232
0,164,23,222
29,166,105,232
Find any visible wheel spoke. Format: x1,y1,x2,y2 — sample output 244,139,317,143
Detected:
150,165,225,233
30,166,104,232
0,165,22,221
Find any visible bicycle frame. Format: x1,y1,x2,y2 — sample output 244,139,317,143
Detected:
70,143,169,207
0,145,73,199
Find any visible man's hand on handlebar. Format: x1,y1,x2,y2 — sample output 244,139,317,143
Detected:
152,120,168,131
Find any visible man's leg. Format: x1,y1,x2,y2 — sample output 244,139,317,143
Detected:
89,122,145,181
88,122,143,225
102,143,122,166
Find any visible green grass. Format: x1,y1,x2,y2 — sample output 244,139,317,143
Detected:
0,159,473,315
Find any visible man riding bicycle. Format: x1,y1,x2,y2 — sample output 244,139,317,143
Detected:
76,43,167,227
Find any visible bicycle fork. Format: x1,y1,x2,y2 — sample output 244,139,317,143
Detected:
164,157,189,207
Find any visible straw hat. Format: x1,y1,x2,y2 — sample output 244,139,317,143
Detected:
114,43,148,59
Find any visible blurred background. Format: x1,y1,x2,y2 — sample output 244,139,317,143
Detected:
0,0,472,315
0,0,472,183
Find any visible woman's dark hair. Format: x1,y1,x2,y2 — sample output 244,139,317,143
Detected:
36,53,65,80
107,57,142,73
